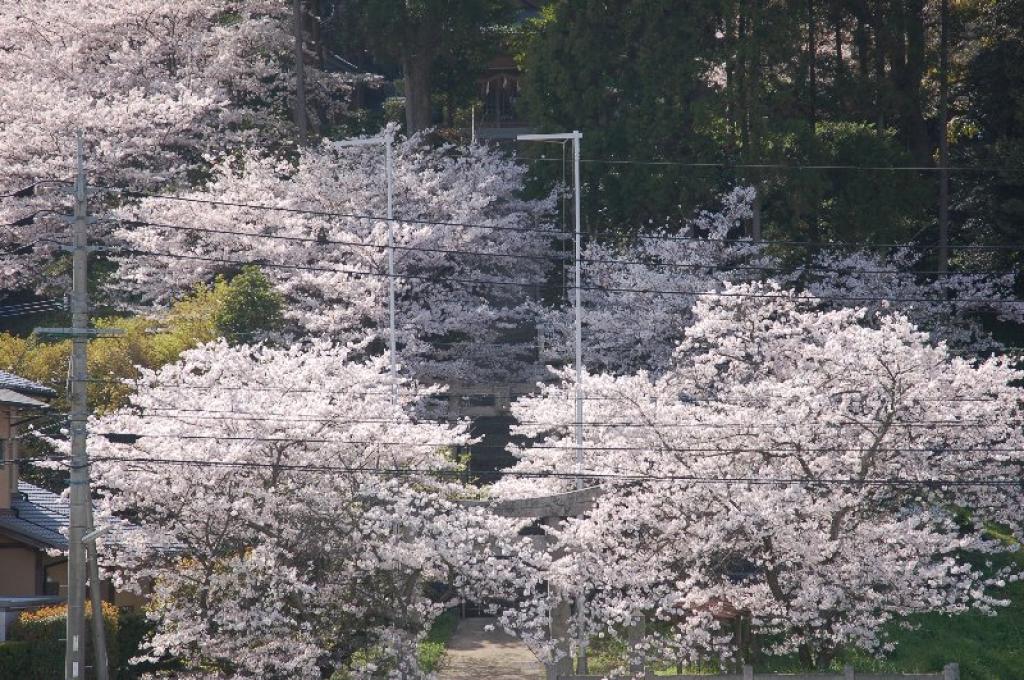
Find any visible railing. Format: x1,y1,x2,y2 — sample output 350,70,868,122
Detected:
558,664,960,680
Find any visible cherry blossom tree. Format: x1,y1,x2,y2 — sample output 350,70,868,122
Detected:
800,248,1024,350
0,0,361,288
88,339,527,678
496,282,1024,671
539,186,768,375
109,136,558,383
539,190,1020,377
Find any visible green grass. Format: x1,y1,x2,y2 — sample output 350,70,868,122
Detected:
580,551,1024,680
840,544,1024,680
417,608,460,673
843,580,1024,680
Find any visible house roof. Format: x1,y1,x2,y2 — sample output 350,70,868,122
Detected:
0,481,174,554
0,370,56,399
0,387,49,409
0,481,69,550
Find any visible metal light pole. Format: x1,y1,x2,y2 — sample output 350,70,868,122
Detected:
517,130,587,674
336,129,397,403
518,132,583,486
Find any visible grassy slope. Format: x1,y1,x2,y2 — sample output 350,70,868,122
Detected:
847,580,1024,680
593,554,1024,679
418,609,460,673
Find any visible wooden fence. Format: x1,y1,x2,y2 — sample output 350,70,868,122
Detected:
558,664,960,680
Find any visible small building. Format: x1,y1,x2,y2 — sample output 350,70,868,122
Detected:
0,370,66,638
0,370,148,640
473,0,544,140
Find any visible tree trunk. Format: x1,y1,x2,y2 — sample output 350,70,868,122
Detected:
807,0,820,250
833,6,844,109
798,642,815,669
808,0,817,126
902,0,930,164
746,0,763,241
873,23,886,133
403,52,433,133
292,0,309,145
937,0,950,272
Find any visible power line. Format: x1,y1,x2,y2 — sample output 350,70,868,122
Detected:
521,154,1022,174
0,299,65,317
75,378,1007,405
110,408,1019,431
111,217,1020,278
112,217,566,265
90,430,1024,456
72,454,1024,488
0,180,69,199
104,185,1024,252
112,245,1024,306
101,186,561,238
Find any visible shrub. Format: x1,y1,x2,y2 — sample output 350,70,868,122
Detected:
212,265,283,344
6,602,119,677
0,642,35,677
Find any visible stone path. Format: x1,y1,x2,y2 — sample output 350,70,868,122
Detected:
438,616,545,679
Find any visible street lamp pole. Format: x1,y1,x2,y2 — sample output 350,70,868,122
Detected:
517,130,587,674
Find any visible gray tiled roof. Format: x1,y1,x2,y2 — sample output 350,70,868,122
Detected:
0,482,165,554
0,482,68,550
0,388,49,409
0,370,56,399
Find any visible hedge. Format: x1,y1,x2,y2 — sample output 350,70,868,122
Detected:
0,602,156,679
0,641,36,677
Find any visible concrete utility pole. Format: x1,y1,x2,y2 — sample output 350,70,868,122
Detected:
66,134,92,680
517,130,587,674
37,134,112,680
335,129,398,403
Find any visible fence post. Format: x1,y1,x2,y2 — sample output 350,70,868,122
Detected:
844,665,855,680
943,663,960,680
742,665,754,680
627,610,646,676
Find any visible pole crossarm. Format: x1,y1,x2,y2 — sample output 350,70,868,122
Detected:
34,328,125,337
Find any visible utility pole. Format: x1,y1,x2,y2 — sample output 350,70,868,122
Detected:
335,128,398,403
517,130,587,674
37,133,114,680
66,133,91,680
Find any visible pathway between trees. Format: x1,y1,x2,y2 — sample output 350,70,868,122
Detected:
438,617,544,680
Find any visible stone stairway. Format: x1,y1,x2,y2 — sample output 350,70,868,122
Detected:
438,617,544,680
